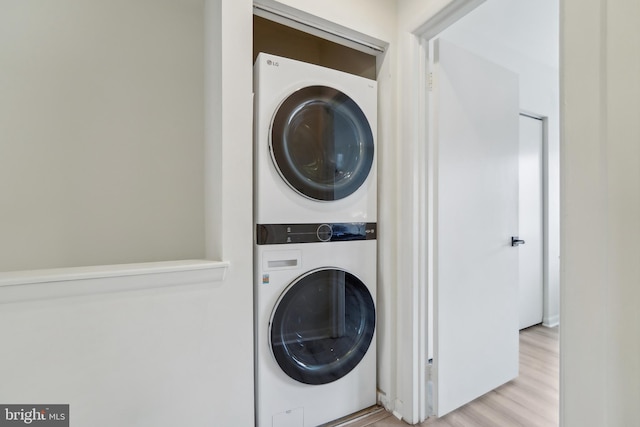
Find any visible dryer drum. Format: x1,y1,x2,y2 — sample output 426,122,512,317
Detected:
270,85,375,201
269,268,375,385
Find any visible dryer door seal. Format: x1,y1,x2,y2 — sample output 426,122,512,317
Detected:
269,268,375,385
270,85,374,201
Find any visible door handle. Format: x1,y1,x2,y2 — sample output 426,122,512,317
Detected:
511,236,525,246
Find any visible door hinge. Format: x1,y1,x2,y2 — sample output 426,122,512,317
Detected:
428,72,434,92
426,359,434,416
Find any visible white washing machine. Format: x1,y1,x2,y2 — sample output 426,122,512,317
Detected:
254,53,377,225
255,231,377,427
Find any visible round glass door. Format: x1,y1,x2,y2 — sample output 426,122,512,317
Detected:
270,85,374,201
270,268,375,385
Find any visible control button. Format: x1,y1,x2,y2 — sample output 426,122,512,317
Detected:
316,224,333,242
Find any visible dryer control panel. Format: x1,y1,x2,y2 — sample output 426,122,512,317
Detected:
256,222,377,245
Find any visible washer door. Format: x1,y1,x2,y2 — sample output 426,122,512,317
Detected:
270,85,374,201
270,268,375,385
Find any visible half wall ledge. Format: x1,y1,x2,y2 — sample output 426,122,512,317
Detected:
0,260,230,304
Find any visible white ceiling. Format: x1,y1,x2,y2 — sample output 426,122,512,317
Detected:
443,0,559,69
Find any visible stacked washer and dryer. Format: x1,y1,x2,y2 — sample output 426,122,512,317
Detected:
253,53,378,427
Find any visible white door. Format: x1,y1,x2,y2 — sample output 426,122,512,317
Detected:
431,38,520,416
518,114,544,330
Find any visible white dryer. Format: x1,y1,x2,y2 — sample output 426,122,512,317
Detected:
254,53,377,225
255,228,377,427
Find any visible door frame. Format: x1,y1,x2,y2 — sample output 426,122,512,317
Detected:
519,111,549,329
396,1,487,422
394,0,485,424
397,0,557,422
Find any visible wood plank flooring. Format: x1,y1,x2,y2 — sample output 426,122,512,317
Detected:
341,325,559,427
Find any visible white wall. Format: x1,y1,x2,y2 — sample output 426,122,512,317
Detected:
0,1,255,426
398,0,461,32
0,0,205,271
438,0,560,327
203,0,255,426
0,279,243,427
273,0,397,44
561,0,640,425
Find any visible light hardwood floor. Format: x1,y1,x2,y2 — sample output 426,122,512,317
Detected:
335,325,559,427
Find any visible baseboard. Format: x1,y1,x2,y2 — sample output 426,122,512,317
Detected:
543,314,559,327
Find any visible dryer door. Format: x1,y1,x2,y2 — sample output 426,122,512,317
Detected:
270,86,374,201
270,268,375,385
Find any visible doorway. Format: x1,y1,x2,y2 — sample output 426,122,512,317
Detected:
415,0,560,421
519,113,545,330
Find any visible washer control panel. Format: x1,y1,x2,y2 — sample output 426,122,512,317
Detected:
316,224,334,242
256,222,377,245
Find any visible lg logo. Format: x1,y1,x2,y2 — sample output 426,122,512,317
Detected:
266,59,279,67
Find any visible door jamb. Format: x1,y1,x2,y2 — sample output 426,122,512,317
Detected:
519,112,553,329
398,0,487,422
